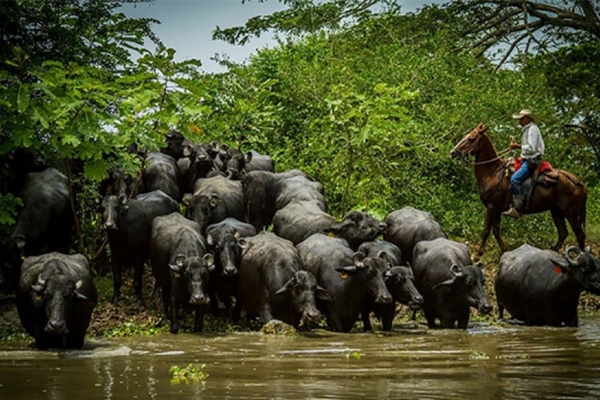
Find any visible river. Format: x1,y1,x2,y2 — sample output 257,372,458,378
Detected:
1,319,600,399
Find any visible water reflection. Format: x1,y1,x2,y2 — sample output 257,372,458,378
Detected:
1,320,600,399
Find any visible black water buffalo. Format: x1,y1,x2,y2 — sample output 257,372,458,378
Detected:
275,174,326,211
12,168,73,259
184,175,245,231
150,212,214,333
297,233,392,332
98,165,136,198
384,207,446,264
495,244,600,327
100,190,178,304
274,201,386,249
205,218,257,317
238,232,332,328
140,152,180,200
240,169,308,231
1,147,47,195
243,150,275,173
212,144,249,179
358,240,423,331
16,252,97,350
160,130,188,159
412,238,492,329
177,142,216,195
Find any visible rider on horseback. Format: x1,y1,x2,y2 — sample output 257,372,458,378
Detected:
503,109,546,219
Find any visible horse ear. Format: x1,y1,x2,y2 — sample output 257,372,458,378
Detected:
476,123,488,134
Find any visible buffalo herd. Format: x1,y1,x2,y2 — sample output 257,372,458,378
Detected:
2,132,600,350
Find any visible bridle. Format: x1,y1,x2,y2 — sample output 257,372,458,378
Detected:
455,129,511,166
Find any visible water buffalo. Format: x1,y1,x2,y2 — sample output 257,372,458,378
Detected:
243,150,275,173
100,190,178,304
238,232,332,328
12,168,73,260
140,152,180,201
412,238,492,329
150,212,214,333
160,130,188,159
297,233,392,332
495,244,600,327
274,201,386,249
177,142,216,195
240,169,309,231
184,175,245,231
205,218,257,317
16,252,97,350
275,174,326,211
358,240,423,331
384,207,446,264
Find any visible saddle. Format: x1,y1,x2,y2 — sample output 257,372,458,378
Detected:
503,158,560,208
506,157,560,186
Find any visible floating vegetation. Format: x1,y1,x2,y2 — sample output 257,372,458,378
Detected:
469,351,489,360
344,348,362,360
170,364,209,385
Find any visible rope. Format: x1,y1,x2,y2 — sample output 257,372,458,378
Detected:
472,147,512,166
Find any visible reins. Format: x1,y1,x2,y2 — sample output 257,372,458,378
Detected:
472,147,512,166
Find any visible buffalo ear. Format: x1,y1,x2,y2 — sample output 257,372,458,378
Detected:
31,284,44,293
203,253,215,271
237,238,249,250
335,265,358,275
244,151,253,163
550,256,572,274
182,193,193,206
74,290,92,302
316,286,334,302
206,233,215,247
474,261,484,270
209,194,220,209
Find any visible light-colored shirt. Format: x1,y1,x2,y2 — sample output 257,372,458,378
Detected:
520,122,545,160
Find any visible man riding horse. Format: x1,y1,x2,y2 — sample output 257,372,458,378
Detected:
503,109,545,219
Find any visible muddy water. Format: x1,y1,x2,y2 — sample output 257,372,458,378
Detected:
1,319,600,400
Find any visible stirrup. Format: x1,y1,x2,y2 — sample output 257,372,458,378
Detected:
503,207,520,219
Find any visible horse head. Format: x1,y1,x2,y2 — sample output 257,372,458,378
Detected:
450,123,488,161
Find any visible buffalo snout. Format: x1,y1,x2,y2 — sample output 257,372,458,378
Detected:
223,265,238,276
190,293,208,305
103,221,117,231
479,302,493,315
45,319,67,334
302,309,322,325
409,294,424,309
376,292,393,304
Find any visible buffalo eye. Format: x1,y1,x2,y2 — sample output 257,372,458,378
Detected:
464,276,474,286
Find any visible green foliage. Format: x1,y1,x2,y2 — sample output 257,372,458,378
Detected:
169,364,209,385
102,319,164,338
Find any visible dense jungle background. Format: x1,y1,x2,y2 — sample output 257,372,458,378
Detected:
1,0,600,337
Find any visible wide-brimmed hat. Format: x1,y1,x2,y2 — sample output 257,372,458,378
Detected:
512,109,536,120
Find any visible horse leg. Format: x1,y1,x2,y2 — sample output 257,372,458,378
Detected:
565,210,586,250
550,207,569,252
490,210,508,253
478,208,507,258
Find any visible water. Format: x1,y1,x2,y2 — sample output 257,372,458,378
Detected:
1,319,600,399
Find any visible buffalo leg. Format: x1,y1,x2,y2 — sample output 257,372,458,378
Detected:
498,303,504,319
133,262,144,306
361,308,373,332
169,297,179,334
194,306,205,332
456,315,469,329
550,207,569,251
381,312,394,331
111,262,122,304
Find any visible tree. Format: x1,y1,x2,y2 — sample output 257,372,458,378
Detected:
0,1,209,254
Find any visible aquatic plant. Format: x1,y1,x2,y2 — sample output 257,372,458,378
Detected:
169,364,209,385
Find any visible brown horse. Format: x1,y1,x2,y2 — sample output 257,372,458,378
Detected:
450,123,587,258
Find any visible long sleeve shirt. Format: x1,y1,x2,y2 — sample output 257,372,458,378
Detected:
520,122,545,160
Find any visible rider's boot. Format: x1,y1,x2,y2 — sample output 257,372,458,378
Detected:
503,195,524,219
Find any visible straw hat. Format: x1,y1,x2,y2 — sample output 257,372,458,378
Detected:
512,109,536,120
